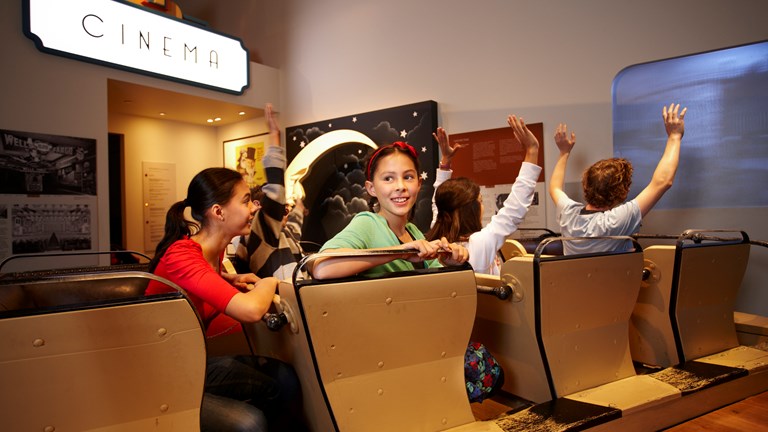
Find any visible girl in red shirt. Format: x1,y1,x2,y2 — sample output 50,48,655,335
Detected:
147,104,304,432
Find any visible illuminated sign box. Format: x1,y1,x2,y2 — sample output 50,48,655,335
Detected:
23,0,250,95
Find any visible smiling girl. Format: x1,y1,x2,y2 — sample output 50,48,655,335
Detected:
311,141,469,279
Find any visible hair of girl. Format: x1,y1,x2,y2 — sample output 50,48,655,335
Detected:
582,157,633,209
363,141,421,211
149,167,245,272
426,177,482,242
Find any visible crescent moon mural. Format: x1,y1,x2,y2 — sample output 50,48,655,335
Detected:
285,129,377,205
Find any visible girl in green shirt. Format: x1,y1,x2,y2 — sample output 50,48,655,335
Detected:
313,141,468,279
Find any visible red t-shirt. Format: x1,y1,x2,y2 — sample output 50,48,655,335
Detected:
146,239,239,331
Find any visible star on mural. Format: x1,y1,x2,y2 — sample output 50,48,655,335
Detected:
413,111,418,117
400,129,407,138
352,117,358,123
421,146,427,153
420,171,429,181
300,141,306,148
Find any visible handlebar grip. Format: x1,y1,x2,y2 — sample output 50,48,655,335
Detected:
262,313,288,331
476,284,513,300
493,285,512,300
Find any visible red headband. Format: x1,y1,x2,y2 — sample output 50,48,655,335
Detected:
366,141,418,180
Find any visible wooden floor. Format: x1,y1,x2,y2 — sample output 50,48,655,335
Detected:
471,390,768,431
663,390,768,431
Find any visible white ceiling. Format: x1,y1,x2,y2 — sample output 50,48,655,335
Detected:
107,80,263,127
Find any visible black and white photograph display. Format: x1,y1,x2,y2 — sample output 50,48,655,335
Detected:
11,203,92,254
0,128,97,195
285,101,438,249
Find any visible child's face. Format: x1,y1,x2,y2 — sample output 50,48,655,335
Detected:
221,180,257,236
365,152,421,220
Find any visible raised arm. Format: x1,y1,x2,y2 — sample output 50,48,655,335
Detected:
235,103,289,274
260,103,288,221
634,103,687,216
549,123,576,206
430,127,468,227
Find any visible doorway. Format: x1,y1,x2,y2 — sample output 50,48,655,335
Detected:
108,132,125,252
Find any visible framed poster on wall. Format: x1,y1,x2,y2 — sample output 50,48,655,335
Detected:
223,134,269,190
0,128,96,195
0,128,98,266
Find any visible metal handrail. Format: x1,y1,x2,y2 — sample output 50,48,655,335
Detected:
0,250,151,273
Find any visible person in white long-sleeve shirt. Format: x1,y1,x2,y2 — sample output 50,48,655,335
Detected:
426,115,542,275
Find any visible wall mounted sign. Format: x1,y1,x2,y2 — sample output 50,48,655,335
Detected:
23,0,250,94
142,161,176,253
448,123,545,186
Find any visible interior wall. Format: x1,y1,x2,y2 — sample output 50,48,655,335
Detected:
108,114,269,255
254,0,768,315
109,115,218,213
0,1,278,270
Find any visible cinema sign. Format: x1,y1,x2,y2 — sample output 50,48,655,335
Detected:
23,0,250,94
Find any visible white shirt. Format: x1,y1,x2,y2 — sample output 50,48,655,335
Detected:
432,162,542,275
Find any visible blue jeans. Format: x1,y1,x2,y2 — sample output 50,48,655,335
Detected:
201,355,304,432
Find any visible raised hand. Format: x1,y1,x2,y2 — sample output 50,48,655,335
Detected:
508,115,538,150
663,103,687,138
508,115,540,163
554,123,576,154
433,127,468,168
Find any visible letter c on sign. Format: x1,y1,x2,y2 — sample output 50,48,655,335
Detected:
82,14,104,38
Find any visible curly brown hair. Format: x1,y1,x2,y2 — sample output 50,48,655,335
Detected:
582,158,633,210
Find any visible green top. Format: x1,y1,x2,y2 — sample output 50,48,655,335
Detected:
320,211,442,277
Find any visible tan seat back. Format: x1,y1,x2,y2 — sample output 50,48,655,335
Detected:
499,239,527,262
293,267,478,431
0,272,205,432
674,242,749,361
242,279,337,432
540,251,643,398
630,232,750,365
474,244,644,402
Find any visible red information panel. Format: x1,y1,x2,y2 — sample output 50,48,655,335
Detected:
449,123,545,186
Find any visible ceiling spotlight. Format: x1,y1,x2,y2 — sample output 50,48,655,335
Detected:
238,111,246,116
159,112,166,116
214,117,222,122
207,119,214,123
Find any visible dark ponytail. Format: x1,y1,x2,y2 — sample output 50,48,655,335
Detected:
148,168,244,272
149,200,192,272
